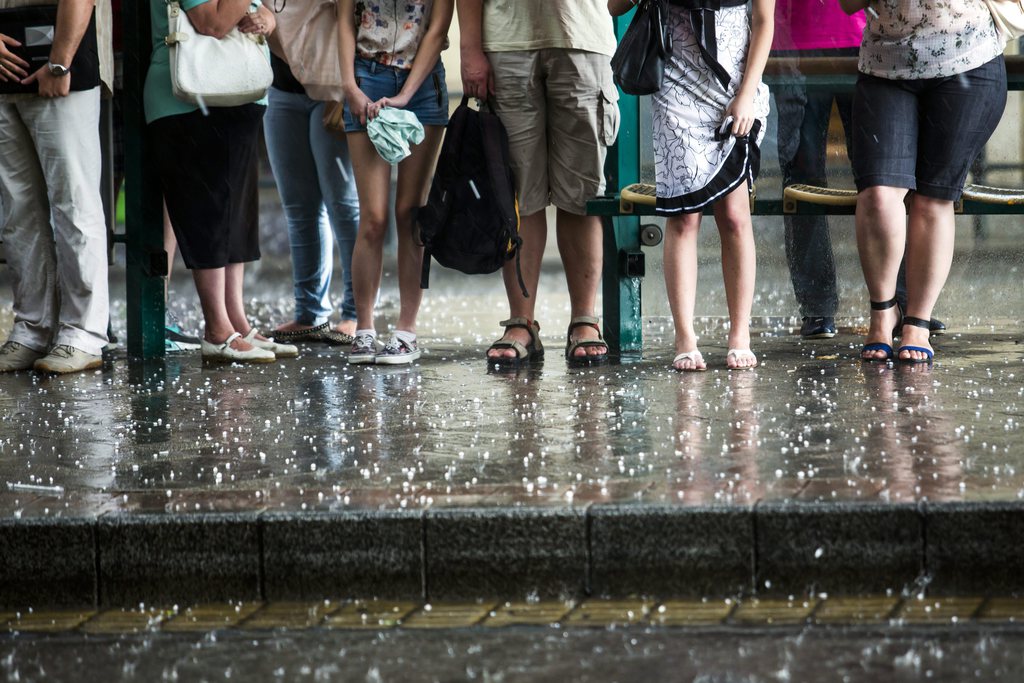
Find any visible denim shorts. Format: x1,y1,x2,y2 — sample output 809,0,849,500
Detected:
851,55,1006,201
343,57,449,133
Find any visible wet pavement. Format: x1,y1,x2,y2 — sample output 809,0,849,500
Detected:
3,621,1024,682
1,220,1024,604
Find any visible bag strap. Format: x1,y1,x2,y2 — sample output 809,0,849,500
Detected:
420,248,433,290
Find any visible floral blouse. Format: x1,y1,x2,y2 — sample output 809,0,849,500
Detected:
858,0,1004,79
355,0,435,69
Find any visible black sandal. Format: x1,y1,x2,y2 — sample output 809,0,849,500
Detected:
565,316,608,366
486,318,544,368
896,316,934,364
862,297,900,362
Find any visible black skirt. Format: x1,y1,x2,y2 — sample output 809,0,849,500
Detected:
148,104,264,269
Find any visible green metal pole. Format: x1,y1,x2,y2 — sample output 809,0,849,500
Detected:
602,12,644,357
123,2,167,359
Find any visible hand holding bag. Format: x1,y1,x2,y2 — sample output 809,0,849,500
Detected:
165,1,273,107
610,0,672,96
985,0,1024,42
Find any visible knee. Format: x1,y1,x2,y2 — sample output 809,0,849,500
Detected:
393,201,419,228
858,186,905,215
715,207,750,239
665,215,700,238
358,211,389,244
910,193,954,218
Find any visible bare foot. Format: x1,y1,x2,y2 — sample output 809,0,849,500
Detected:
672,349,706,372
335,319,357,337
861,304,900,361
897,324,933,362
487,326,532,359
726,348,758,370
569,323,607,358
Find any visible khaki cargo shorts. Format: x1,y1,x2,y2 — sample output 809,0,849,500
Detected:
486,49,620,217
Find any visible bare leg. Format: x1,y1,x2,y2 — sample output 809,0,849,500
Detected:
556,210,606,357
487,209,547,359
899,194,955,361
347,133,393,333
393,126,444,333
856,185,908,360
663,212,705,370
192,266,255,351
713,186,757,369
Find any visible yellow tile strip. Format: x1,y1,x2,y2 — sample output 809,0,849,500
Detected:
80,608,171,634
732,599,817,625
895,597,984,624
323,601,419,630
651,600,734,627
240,601,342,630
977,597,1024,623
162,602,263,632
484,601,575,627
402,602,498,629
5,594,1024,634
564,600,653,627
812,596,899,624
3,610,95,633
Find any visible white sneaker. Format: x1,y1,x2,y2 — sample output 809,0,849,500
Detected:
242,328,298,358
201,332,276,364
0,341,47,372
33,344,103,374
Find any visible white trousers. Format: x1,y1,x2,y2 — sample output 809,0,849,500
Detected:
0,89,109,355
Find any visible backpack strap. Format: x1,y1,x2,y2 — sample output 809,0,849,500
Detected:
420,247,432,289
511,235,529,299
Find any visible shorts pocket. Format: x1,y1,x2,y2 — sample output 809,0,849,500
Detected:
598,84,620,147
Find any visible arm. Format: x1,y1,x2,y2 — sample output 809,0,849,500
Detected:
607,0,635,17
726,0,774,136
0,33,30,82
337,0,374,126
261,0,285,58
374,0,454,112
186,0,255,40
456,0,492,99
238,4,277,38
21,0,93,97
838,0,869,14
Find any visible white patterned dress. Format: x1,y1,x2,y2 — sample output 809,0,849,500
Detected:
653,4,770,215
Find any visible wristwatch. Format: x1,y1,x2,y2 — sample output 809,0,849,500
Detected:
47,62,71,77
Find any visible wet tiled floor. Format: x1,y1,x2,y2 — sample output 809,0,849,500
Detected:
1,238,1024,519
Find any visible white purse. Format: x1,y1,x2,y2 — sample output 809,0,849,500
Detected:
164,1,273,107
985,0,1024,42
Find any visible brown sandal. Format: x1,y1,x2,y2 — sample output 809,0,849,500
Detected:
565,316,608,366
486,317,544,367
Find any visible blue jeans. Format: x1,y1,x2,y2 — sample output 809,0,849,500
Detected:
264,87,359,325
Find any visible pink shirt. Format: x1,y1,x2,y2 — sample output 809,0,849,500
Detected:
772,0,866,51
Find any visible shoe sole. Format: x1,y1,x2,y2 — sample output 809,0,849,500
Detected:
374,351,421,365
802,332,837,340
347,354,377,365
201,355,276,364
34,359,103,374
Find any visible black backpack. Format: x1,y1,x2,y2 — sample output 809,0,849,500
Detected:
417,96,528,298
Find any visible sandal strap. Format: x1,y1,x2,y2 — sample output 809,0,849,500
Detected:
567,316,602,337
499,317,536,331
218,332,242,349
488,339,528,359
870,297,899,311
902,315,932,330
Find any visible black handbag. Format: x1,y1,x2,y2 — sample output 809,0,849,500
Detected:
610,0,672,96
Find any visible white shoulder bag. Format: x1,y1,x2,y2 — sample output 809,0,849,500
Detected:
985,0,1024,42
165,1,274,107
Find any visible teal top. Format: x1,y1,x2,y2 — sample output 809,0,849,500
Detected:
145,0,267,123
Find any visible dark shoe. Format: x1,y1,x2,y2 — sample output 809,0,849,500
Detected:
270,321,330,343
565,316,608,366
486,317,544,368
800,316,836,340
929,317,947,336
